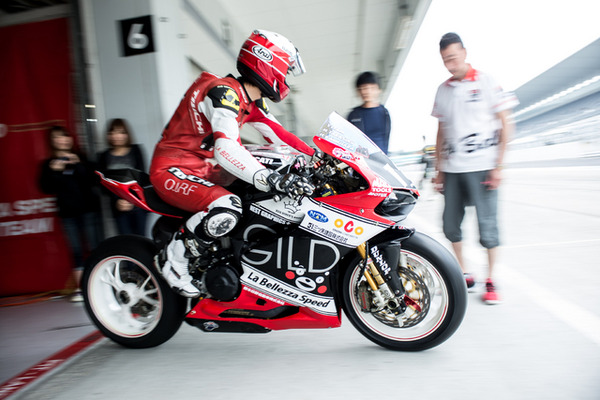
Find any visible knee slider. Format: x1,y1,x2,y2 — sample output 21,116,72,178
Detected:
195,207,241,239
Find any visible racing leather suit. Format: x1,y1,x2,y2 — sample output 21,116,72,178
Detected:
150,72,313,296
150,72,313,213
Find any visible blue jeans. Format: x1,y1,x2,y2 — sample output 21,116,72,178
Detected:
61,212,102,269
114,207,148,236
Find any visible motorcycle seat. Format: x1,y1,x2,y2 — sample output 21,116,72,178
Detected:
98,169,189,218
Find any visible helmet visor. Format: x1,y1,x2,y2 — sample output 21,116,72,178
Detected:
289,49,306,76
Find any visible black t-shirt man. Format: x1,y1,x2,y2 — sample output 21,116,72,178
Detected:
347,71,391,154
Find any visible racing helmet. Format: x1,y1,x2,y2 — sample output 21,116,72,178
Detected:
237,29,306,102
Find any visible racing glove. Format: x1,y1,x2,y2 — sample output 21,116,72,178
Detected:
267,171,315,199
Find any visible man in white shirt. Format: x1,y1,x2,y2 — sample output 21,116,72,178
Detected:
432,32,518,304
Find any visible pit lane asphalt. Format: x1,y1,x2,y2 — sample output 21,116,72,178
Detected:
6,162,600,400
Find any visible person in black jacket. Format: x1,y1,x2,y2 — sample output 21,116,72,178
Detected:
347,71,391,154
97,118,147,236
40,126,102,301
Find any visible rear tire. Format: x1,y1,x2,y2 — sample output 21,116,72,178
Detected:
82,235,187,348
341,232,467,351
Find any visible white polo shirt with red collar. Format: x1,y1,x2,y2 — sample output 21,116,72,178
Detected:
432,66,518,173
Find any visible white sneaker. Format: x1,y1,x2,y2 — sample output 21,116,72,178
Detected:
159,237,200,298
69,289,84,302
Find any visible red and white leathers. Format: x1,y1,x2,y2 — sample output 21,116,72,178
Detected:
151,71,313,213
150,71,314,296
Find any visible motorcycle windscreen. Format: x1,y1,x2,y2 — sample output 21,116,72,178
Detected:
313,112,416,190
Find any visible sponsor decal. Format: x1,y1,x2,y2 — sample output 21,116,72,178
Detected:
307,210,328,223
167,167,215,187
299,199,387,247
252,45,273,62
252,199,303,223
191,89,204,133
241,224,340,274
334,218,364,235
295,276,317,291
369,245,390,275
249,204,291,225
368,191,389,198
332,147,354,161
306,222,349,244
283,200,301,215
257,157,274,165
164,179,197,195
215,146,246,171
371,177,392,196
241,266,336,315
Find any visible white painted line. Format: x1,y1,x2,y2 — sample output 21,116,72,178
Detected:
501,265,600,347
502,238,600,249
409,212,600,347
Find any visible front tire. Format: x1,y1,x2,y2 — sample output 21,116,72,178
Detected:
82,235,187,348
341,232,467,351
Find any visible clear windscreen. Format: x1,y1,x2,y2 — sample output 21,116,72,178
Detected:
315,112,415,190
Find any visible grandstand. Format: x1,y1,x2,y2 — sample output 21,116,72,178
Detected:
511,38,600,155
511,91,600,150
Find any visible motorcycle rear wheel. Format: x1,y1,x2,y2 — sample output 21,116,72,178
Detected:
82,235,187,348
341,232,467,351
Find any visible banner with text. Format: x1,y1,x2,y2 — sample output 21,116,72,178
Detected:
0,18,76,295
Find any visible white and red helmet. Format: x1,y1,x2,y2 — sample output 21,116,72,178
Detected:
237,29,306,102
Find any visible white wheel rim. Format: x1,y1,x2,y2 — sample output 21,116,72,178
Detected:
87,256,163,338
349,249,449,341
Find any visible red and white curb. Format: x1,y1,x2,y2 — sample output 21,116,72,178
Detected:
0,330,104,399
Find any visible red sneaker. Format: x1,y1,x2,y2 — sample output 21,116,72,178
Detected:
482,279,502,305
464,273,476,291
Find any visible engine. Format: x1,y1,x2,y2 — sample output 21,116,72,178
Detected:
202,263,240,301
186,238,241,302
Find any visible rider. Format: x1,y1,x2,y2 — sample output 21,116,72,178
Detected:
150,29,315,297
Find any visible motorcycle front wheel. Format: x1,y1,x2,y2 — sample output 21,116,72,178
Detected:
341,231,467,351
82,235,187,348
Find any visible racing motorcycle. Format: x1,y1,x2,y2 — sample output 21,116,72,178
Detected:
82,112,467,351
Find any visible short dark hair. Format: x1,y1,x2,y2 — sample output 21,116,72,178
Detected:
355,71,380,88
439,32,463,51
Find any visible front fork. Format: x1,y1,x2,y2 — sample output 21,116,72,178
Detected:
357,241,407,316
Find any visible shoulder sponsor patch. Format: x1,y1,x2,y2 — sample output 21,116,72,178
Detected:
208,85,241,113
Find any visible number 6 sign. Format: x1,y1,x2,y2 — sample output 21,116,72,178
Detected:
119,15,155,57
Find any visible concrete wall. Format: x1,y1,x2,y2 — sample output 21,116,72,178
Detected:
81,0,190,162
85,0,300,159
81,0,282,161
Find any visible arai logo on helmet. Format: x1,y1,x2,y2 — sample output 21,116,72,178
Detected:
308,210,328,223
252,45,273,62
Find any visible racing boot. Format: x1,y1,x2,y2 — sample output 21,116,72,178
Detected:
157,227,212,298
